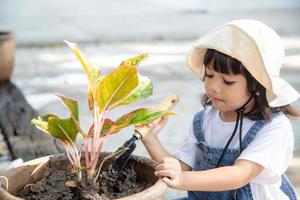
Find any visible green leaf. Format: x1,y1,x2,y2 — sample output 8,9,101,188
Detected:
65,40,100,110
88,85,95,110
32,114,78,145
120,74,153,105
47,117,78,144
120,53,148,66
58,96,79,121
31,114,59,134
87,118,115,137
65,40,100,83
96,65,138,111
101,118,115,136
110,108,174,133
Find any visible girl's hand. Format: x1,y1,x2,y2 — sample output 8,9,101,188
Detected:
155,157,184,189
135,116,168,140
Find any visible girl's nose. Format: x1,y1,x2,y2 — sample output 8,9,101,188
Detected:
208,81,221,93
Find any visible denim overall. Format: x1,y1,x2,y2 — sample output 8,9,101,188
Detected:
186,110,298,200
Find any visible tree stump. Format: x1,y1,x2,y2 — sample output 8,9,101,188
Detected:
0,80,64,161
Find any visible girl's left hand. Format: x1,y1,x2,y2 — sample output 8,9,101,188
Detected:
155,157,184,189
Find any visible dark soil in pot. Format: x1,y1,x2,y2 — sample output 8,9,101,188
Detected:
17,153,157,200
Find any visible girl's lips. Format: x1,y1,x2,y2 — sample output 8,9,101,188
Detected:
211,97,224,103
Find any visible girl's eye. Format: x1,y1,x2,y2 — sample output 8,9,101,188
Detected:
223,79,235,85
205,74,213,78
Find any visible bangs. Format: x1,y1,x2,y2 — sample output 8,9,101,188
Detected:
203,49,245,75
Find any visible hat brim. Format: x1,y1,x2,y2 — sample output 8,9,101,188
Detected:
269,76,300,107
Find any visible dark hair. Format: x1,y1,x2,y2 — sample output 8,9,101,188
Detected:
201,49,300,121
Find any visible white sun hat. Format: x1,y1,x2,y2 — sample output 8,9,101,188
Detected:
187,19,299,107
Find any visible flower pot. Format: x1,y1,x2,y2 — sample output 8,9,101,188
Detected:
0,31,15,82
0,153,168,200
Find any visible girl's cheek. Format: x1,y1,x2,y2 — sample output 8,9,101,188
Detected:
204,81,210,92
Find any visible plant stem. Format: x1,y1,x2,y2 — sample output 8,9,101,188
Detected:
84,138,90,168
93,157,107,183
89,113,106,174
65,144,82,181
65,146,76,166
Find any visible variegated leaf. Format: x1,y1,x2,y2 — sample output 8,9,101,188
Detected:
96,65,138,111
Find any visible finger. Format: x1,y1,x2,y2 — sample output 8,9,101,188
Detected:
155,163,173,171
162,177,176,188
156,162,180,172
155,170,176,179
156,117,168,127
151,125,164,133
146,123,153,128
159,116,168,123
153,115,168,125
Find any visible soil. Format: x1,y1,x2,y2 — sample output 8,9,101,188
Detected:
17,154,155,200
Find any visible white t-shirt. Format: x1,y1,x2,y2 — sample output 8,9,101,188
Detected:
175,107,294,200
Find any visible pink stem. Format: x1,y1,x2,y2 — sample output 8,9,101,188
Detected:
84,138,90,168
90,136,106,171
91,109,97,163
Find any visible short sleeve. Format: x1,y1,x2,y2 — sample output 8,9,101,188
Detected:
174,123,200,169
237,114,294,184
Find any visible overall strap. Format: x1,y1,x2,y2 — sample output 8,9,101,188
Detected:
242,112,281,150
192,110,205,143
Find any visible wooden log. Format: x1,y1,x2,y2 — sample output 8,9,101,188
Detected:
0,80,64,161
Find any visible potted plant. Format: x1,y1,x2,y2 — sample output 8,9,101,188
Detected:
0,41,175,199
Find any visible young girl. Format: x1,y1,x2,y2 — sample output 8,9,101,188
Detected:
136,19,300,199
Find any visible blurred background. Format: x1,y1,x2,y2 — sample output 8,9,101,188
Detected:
0,0,300,198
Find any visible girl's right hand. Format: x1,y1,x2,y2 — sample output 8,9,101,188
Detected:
135,116,168,140
155,157,184,189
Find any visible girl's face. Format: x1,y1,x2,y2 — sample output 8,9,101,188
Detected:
204,66,253,113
